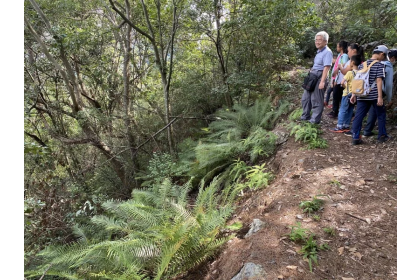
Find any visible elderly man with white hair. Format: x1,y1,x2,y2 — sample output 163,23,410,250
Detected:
301,31,333,124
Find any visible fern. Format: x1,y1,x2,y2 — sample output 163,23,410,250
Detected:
289,108,303,121
207,98,282,142
29,178,236,280
245,163,272,190
289,122,328,149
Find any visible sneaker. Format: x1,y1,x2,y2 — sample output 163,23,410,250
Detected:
342,127,350,132
378,135,390,143
327,111,337,118
344,131,352,136
330,127,345,133
363,131,375,137
352,139,363,145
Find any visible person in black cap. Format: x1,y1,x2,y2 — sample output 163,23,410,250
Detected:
387,49,397,114
388,49,397,63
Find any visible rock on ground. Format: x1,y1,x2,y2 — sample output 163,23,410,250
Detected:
231,262,267,280
245,218,266,238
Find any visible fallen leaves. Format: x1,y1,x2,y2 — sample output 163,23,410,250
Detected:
354,252,362,260
286,249,296,256
338,246,363,260
286,265,297,270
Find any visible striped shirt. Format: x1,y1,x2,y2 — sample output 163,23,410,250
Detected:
357,59,385,101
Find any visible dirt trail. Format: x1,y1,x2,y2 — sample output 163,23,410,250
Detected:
184,101,397,280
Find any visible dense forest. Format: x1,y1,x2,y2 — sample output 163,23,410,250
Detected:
24,0,397,279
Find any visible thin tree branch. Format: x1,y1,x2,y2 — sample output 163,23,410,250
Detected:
24,131,48,147
108,0,154,43
134,117,178,154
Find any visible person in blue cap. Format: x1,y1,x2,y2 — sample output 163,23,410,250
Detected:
362,45,394,140
350,45,389,144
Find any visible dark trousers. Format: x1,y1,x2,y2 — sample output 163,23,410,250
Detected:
364,99,389,134
332,84,344,116
325,86,334,104
352,100,387,140
364,106,377,134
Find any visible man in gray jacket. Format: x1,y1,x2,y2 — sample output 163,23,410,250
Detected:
300,31,333,124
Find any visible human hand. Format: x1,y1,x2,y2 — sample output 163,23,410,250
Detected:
350,95,356,104
319,81,325,89
377,98,383,106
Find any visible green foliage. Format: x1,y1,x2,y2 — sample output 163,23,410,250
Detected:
27,178,236,280
329,179,341,187
288,223,329,272
227,160,272,191
387,174,397,184
288,222,310,243
208,98,283,141
244,163,272,190
312,215,321,222
194,99,280,179
299,235,329,272
225,221,243,231
241,128,277,163
289,108,303,122
323,227,336,236
299,196,324,214
229,159,249,183
289,122,328,149
24,142,49,155
137,153,176,186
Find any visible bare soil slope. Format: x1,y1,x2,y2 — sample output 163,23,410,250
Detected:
184,96,397,280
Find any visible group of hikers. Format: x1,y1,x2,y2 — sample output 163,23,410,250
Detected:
300,31,397,145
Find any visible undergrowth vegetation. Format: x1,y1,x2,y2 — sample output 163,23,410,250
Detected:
26,178,237,280
288,222,329,272
26,98,282,280
288,122,328,149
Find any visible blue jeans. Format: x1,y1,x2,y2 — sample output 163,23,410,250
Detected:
337,95,354,128
352,99,387,140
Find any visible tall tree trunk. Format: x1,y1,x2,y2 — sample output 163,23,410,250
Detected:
214,0,233,107
110,0,176,154
122,0,141,175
